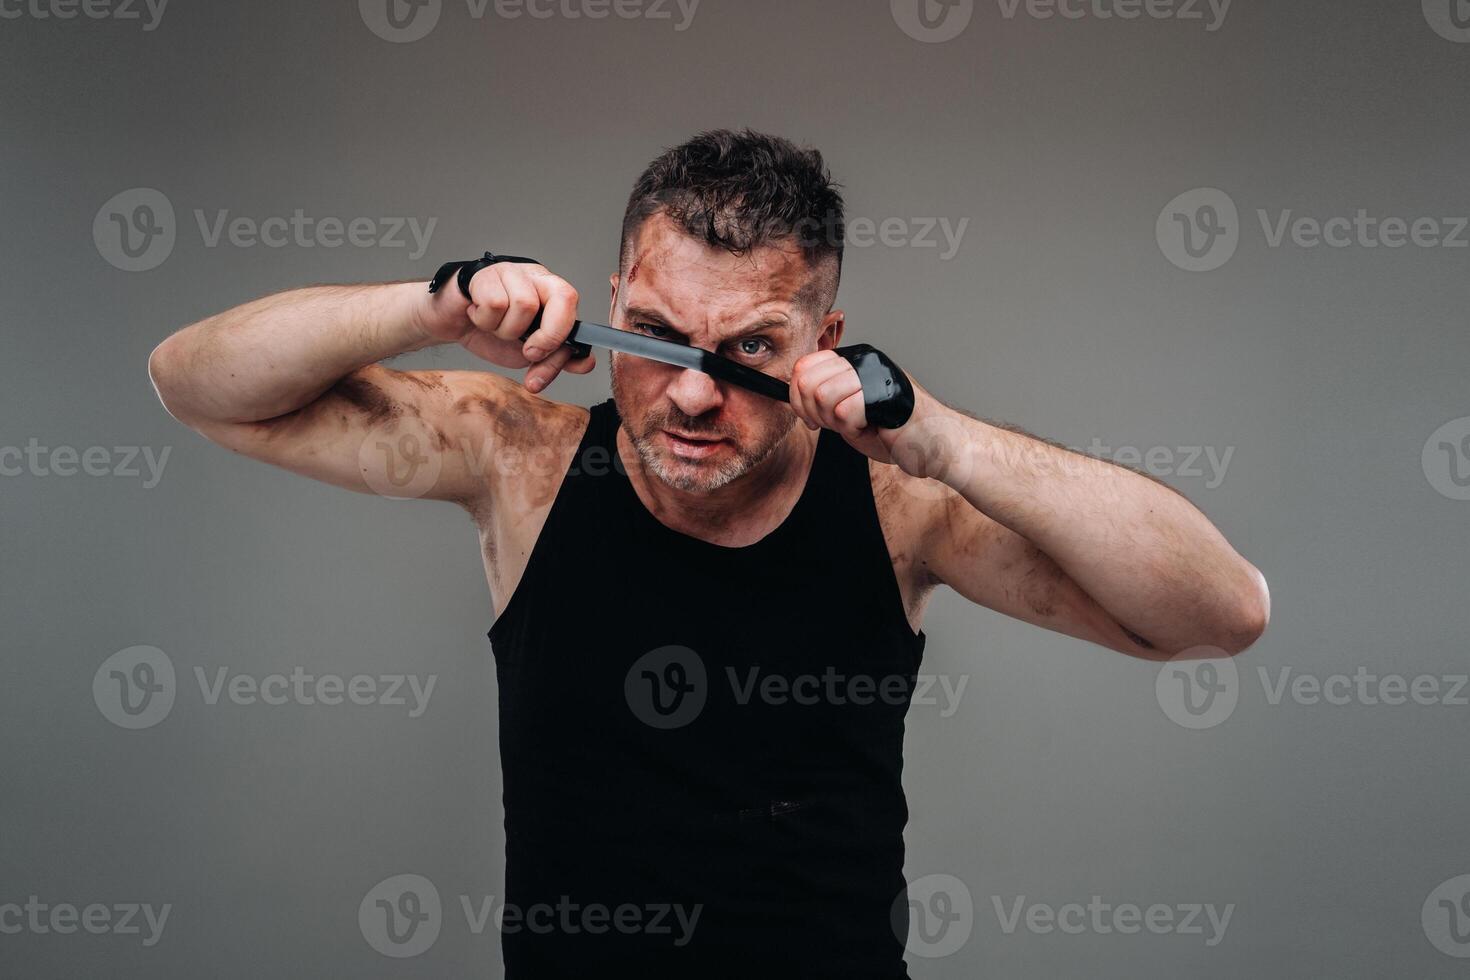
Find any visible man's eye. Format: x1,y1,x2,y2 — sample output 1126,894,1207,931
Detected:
734,338,771,357
635,322,674,339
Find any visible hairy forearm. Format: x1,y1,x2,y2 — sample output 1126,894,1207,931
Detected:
939,412,1269,654
148,280,468,425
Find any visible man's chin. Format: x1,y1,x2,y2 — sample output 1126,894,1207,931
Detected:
644,444,746,493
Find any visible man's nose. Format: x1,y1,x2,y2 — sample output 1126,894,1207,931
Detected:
665,366,725,419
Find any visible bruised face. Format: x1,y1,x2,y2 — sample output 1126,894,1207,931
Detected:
608,212,841,493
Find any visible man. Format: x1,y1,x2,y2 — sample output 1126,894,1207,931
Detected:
148,129,1268,978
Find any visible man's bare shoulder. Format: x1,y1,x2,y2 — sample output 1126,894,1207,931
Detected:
422,368,590,515
428,368,588,444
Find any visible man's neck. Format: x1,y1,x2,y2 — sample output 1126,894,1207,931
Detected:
616,422,820,547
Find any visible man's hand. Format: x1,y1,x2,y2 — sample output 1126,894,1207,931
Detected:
788,348,947,474
424,261,597,393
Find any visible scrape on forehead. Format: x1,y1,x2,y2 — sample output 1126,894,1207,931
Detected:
623,215,817,307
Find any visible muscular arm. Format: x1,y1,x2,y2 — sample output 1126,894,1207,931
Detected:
147,266,592,505
912,407,1269,660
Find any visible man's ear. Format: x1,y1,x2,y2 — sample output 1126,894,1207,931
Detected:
816,309,845,351
608,273,619,319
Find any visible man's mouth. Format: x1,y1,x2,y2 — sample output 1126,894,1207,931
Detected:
660,429,729,460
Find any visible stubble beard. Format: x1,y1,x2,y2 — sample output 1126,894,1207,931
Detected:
610,355,795,493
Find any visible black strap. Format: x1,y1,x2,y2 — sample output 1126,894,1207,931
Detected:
427,251,543,300
426,252,593,361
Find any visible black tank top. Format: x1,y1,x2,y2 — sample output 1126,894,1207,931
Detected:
487,398,927,978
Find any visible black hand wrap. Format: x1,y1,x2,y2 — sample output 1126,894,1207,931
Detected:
427,251,592,360
427,251,544,301
836,344,916,429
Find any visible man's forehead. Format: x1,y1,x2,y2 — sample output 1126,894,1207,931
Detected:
623,217,815,326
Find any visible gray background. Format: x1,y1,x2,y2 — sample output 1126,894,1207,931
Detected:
4,0,1469,976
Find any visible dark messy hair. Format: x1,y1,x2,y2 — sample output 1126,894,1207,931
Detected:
619,128,845,315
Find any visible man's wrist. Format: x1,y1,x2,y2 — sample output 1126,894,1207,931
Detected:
406,278,472,347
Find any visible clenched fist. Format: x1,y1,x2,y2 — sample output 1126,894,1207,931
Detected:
419,260,596,393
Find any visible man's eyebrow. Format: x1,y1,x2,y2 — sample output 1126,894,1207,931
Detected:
623,304,677,328
623,305,792,339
